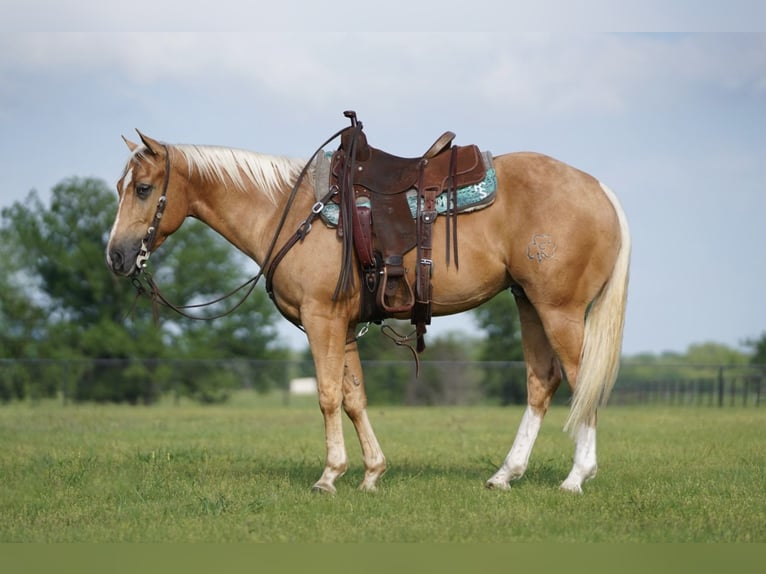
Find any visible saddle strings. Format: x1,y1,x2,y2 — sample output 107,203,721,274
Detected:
445,146,459,269
332,122,363,301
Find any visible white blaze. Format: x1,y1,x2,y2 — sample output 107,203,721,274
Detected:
106,166,133,265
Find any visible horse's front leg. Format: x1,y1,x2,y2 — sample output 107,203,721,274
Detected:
304,315,350,494
341,337,386,491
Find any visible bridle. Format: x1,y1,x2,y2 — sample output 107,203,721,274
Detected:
132,145,171,274
126,127,351,323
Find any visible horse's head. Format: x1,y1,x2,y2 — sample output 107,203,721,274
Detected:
106,131,188,276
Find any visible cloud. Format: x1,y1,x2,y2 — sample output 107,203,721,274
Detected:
3,0,766,32
3,33,763,121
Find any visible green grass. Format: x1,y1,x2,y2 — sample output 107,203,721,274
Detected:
0,395,763,542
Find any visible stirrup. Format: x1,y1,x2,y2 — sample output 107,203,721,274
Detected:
377,265,415,314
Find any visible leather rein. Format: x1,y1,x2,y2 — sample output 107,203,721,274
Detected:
127,127,351,324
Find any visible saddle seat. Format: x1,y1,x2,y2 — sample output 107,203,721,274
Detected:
340,128,456,195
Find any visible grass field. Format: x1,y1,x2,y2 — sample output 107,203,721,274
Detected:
0,394,763,543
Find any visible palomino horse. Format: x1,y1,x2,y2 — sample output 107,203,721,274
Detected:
106,126,630,494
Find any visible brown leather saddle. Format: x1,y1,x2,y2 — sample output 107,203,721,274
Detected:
329,111,487,351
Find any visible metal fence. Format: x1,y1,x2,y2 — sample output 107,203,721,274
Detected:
0,358,762,407
614,362,763,408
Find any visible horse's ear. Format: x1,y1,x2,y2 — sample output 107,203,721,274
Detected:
135,129,162,155
122,135,138,152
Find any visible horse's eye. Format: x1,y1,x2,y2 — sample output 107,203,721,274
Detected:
136,183,153,199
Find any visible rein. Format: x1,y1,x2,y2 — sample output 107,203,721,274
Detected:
127,126,353,323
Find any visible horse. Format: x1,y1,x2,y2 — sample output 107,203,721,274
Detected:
106,124,630,494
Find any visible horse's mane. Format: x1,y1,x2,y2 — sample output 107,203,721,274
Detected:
171,144,306,204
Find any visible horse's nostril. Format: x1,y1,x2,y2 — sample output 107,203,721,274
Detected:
109,249,124,270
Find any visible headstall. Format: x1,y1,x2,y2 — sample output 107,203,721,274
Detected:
132,145,171,275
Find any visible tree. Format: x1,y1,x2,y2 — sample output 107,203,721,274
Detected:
684,342,749,366
320,319,416,404
0,239,48,360
745,333,766,365
301,319,446,405
1,182,131,325
331,320,487,405
406,333,482,405
0,177,287,403
472,290,526,404
0,239,48,401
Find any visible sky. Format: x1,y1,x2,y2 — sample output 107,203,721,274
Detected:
1,4,765,356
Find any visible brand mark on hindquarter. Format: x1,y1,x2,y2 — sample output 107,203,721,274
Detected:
527,234,557,262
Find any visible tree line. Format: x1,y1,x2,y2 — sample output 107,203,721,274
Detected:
1,177,763,405
0,178,291,403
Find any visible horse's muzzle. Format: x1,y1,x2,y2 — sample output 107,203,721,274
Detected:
106,241,141,277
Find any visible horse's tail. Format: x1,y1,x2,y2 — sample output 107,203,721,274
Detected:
564,182,631,436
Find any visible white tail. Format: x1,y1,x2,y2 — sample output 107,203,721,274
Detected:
563,182,631,435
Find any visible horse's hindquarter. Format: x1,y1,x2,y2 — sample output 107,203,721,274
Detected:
428,152,622,314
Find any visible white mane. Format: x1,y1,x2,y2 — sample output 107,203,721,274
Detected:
171,144,306,204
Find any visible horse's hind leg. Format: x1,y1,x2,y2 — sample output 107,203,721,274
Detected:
341,338,387,491
486,295,563,489
535,303,598,493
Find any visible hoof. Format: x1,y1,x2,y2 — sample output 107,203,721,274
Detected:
358,474,381,492
358,482,378,492
559,481,583,494
311,481,337,495
560,465,596,494
485,478,511,491
359,468,385,492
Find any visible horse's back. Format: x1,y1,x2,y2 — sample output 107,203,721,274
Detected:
494,151,615,220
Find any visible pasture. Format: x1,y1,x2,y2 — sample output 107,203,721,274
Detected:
0,395,763,543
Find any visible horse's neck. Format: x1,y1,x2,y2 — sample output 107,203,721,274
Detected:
187,178,304,266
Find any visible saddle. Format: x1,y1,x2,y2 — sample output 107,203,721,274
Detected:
329,111,487,351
